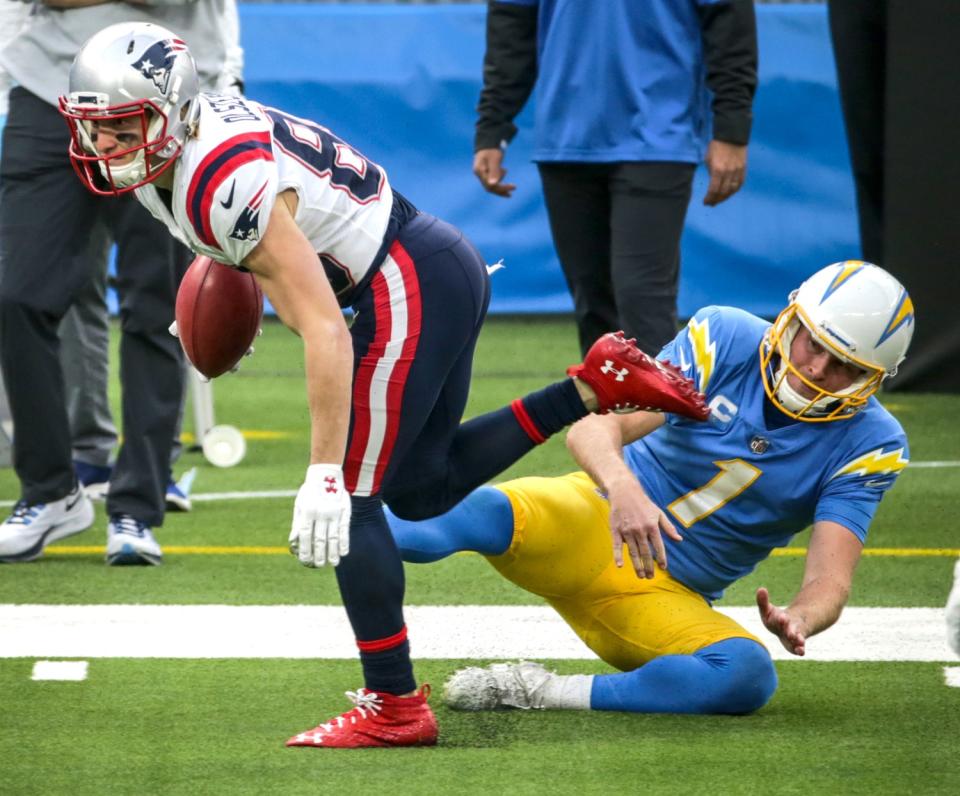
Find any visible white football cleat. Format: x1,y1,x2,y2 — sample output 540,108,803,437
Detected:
947,559,960,657
106,514,163,566
443,661,555,711
0,484,94,563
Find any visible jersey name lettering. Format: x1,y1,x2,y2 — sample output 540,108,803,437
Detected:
206,93,258,123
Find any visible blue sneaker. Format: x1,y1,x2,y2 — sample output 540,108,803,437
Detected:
74,460,112,500
106,514,162,566
165,476,192,512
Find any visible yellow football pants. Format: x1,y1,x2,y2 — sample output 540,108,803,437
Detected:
489,472,763,671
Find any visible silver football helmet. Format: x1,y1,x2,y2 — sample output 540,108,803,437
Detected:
59,22,200,195
760,261,915,422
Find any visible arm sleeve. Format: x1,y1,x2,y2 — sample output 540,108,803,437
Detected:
474,0,539,151
696,0,758,145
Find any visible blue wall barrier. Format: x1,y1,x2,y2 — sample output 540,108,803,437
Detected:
60,3,852,318
239,2,858,319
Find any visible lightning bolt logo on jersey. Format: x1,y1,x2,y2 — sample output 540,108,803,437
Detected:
134,94,394,302
623,306,909,600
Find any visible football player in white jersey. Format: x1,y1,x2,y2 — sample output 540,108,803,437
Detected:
56,22,711,747
387,261,915,716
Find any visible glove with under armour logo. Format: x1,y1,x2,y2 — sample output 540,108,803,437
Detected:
288,464,351,567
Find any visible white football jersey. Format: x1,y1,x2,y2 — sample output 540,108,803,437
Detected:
136,93,395,301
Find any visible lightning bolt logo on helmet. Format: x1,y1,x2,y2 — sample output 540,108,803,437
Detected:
132,38,188,95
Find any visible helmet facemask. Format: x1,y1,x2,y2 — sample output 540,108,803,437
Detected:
61,96,183,195
759,261,912,423
760,304,884,422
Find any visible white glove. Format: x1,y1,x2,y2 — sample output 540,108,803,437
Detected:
168,320,179,338
288,464,351,567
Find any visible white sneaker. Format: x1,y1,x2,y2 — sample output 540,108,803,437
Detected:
443,661,554,711
947,559,960,657
0,484,94,563
106,514,162,566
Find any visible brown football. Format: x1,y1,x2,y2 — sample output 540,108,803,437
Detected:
175,255,264,379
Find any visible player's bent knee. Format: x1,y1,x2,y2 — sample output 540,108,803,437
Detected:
700,637,778,714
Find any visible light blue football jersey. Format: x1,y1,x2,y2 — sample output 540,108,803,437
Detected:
623,306,909,600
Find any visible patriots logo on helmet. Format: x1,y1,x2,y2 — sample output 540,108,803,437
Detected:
132,38,187,94
229,181,269,243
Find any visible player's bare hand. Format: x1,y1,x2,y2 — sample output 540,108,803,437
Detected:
756,587,806,656
703,140,747,207
607,477,682,579
288,464,351,567
473,148,516,198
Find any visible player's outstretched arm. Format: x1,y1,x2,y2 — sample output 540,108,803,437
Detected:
567,412,679,579
756,520,862,655
242,192,353,568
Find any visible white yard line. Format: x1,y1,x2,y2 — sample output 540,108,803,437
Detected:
31,660,88,680
945,668,960,687
0,605,955,662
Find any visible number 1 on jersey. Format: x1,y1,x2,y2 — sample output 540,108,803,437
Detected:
667,459,762,528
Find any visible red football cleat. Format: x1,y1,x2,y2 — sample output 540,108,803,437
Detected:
285,685,438,749
568,331,710,420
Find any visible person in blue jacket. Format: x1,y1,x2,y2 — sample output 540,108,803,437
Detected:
473,0,758,357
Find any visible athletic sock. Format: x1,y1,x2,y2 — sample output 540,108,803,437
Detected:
540,673,593,709
358,638,416,696
511,379,588,444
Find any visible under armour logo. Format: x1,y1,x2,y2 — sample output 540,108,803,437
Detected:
600,360,629,382
324,476,338,494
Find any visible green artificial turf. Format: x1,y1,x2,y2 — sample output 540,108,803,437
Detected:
1,659,958,796
1,317,959,795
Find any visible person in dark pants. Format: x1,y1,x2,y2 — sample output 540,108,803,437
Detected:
827,0,886,266
473,0,758,357
0,0,242,566
0,87,186,565
827,0,960,393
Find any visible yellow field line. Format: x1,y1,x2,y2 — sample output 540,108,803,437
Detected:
178,429,292,443
44,545,960,557
771,547,960,557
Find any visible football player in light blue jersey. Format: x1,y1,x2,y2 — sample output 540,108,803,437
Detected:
388,261,915,714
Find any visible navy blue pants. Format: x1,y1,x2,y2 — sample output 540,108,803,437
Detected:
333,212,491,692
343,212,490,500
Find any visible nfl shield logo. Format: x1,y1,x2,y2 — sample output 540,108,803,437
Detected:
749,436,769,455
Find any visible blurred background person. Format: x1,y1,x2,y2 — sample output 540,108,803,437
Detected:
61,0,245,511
0,0,242,566
827,0,960,392
473,0,757,357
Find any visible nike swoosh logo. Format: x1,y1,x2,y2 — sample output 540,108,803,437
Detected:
220,180,236,210
65,490,83,511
